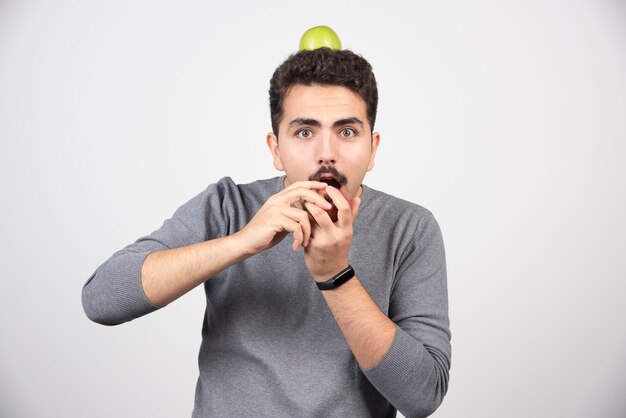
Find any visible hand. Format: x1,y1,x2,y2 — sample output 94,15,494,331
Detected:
235,181,333,256
303,185,361,281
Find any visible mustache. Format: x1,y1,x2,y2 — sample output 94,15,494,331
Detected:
308,166,348,187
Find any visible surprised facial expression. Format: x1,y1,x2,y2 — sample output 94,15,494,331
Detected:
267,84,380,219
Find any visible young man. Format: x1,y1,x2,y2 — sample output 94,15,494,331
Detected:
83,48,451,417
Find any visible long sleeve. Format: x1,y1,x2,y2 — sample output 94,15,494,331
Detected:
82,179,232,325
362,213,451,418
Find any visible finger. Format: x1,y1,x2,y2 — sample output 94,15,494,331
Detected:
281,207,312,247
277,217,305,252
281,188,333,210
283,180,328,192
325,186,352,226
304,201,334,230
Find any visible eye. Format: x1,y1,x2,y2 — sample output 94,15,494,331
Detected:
339,128,356,138
296,129,313,139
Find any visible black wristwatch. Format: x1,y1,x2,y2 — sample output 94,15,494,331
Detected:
316,265,355,291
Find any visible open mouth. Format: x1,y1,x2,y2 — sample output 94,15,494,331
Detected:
320,177,342,189
309,166,347,192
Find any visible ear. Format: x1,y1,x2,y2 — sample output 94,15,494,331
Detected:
266,132,284,171
366,132,381,171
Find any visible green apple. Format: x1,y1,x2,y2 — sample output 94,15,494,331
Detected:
299,26,342,51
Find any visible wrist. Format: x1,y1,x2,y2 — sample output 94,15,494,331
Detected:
311,261,350,282
228,231,256,259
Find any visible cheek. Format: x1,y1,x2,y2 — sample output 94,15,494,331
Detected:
339,144,371,166
282,146,313,172
337,161,370,188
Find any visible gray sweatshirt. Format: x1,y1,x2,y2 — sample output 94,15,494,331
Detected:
82,176,451,418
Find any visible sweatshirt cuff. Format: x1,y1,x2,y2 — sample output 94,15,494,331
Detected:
362,325,420,386
111,251,160,322
362,326,446,418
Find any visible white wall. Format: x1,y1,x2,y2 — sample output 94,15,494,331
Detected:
1,1,625,417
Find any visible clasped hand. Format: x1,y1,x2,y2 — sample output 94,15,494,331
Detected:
236,181,361,282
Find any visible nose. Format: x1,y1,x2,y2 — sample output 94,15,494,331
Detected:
317,132,336,165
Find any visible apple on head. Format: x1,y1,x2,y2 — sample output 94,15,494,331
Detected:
299,26,342,51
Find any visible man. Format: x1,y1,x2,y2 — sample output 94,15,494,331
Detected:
83,47,451,417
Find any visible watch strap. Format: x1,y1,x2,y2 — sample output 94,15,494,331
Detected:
316,265,355,291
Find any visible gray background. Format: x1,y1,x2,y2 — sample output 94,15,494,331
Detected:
1,0,625,417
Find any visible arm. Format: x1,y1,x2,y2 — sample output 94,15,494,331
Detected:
318,276,396,369
304,187,451,418
82,179,331,325
320,269,450,418
82,182,229,325
362,213,451,418
140,234,247,307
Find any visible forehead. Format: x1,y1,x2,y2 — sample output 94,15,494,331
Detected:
282,84,367,124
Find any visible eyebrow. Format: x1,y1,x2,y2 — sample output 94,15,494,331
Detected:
332,117,364,128
288,118,321,128
288,117,365,129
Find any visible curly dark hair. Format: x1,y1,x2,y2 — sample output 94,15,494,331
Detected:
269,48,378,135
